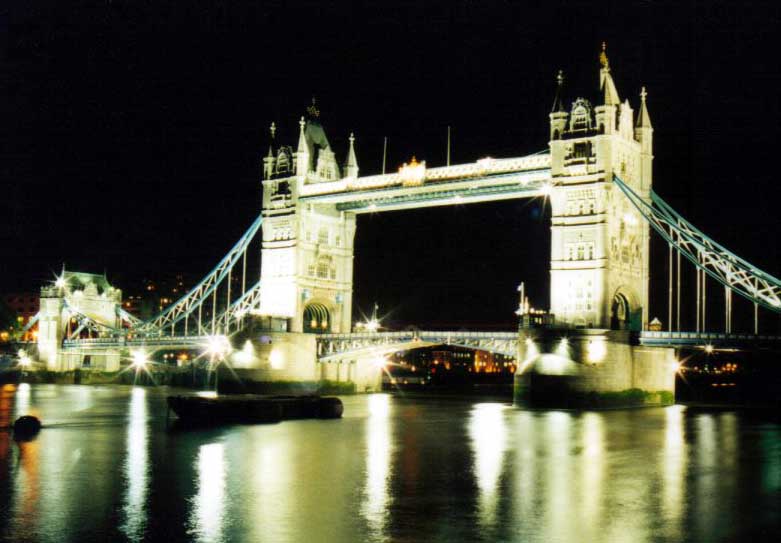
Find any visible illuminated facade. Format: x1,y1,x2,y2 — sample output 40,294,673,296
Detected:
38,271,123,370
259,48,652,333
259,101,357,333
548,46,653,330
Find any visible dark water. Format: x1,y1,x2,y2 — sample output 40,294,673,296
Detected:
0,385,779,543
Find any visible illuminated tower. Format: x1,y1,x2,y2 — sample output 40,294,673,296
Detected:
548,45,653,330
258,100,357,333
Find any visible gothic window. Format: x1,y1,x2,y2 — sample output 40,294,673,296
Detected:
577,246,585,260
570,99,593,131
276,150,290,174
317,261,329,279
335,235,342,248
307,264,316,277
316,255,334,280
318,227,329,245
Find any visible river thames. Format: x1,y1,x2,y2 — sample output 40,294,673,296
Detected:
0,384,778,542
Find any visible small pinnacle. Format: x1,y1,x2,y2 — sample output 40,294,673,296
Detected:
599,42,609,69
556,70,564,85
270,122,277,139
349,132,355,144
640,86,647,101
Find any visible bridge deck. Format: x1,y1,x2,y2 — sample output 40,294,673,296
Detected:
299,155,551,213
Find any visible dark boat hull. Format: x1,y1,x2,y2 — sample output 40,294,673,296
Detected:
167,394,343,424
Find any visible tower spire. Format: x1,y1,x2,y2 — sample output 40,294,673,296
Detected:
296,116,309,175
599,42,620,106
637,86,652,129
267,121,276,158
297,116,307,153
345,132,359,178
551,70,565,113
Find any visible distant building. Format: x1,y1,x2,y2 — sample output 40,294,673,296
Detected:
385,345,517,387
122,274,189,320
1,292,39,341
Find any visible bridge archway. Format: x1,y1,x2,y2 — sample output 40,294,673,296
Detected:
610,287,641,331
303,302,332,334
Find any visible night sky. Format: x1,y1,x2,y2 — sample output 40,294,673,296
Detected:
2,1,780,329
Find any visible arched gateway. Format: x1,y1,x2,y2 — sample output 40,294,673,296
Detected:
258,47,653,334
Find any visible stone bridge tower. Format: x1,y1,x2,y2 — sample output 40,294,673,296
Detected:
258,101,357,333
548,46,653,330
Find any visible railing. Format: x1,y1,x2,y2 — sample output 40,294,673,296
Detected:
63,335,214,349
319,330,518,340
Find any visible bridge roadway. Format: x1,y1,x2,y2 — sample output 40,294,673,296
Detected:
59,330,781,357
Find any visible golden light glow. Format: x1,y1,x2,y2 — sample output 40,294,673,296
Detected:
131,350,148,368
371,356,386,369
205,335,232,360
587,339,607,363
269,348,284,370
399,156,426,186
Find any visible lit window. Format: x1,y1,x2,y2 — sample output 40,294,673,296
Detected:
318,228,329,245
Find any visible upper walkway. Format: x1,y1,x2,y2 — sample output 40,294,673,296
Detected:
299,154,551,213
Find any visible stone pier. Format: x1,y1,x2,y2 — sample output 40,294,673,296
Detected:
513,329,676,408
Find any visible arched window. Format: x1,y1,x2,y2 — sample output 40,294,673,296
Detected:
276,149,290,174
570,98,593,131
316,255,333,279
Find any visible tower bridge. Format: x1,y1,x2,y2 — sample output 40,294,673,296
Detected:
25,47,781,404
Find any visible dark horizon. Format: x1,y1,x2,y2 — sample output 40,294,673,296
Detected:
2,1,780,330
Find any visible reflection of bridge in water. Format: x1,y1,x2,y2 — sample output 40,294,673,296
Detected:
22,47,781,405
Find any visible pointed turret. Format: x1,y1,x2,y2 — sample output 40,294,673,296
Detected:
636,87,654,189
551,70,566,113
344,132,359,178
267,122,276,158
549,70,568,142
599,42,620,106
636,86,652,129
263,122,276,180
295,116,309,175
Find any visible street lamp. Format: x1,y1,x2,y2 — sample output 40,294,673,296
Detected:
131,349,149,369
18,349,32,369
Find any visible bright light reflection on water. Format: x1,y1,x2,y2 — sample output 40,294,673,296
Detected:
189,442,226,543
363,394,392,538
121,388,148,542
0,386,779,543
661,405,687,541
468,403,508,528
14,383,30,417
